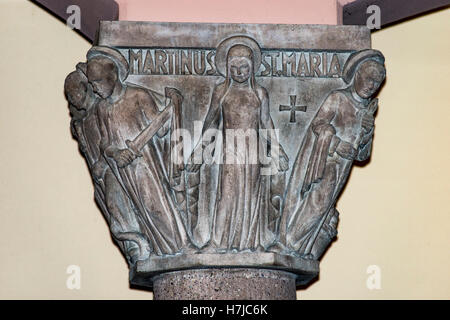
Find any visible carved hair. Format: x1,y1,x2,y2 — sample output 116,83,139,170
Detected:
356,60,386,83
87,56,119,81
342,49,385,84
228,45,253,60
87,46,129,83
64,70,88,108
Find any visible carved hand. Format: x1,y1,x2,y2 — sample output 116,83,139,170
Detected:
329,135,340,156
361,113,375,132
336,140,357,160
115,149,138,168
92,160,108,182
277,149,289,172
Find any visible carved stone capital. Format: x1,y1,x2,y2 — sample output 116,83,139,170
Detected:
64,21,385,299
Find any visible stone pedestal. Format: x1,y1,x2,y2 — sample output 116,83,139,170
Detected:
129,252,319,292
153,268,297,300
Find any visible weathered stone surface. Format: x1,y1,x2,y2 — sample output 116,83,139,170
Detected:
153,268,297,300
64,21,385,299
97,22,371,50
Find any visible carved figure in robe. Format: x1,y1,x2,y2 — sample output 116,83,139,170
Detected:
279,50,386,259
186,36,289,251
86,46,189,258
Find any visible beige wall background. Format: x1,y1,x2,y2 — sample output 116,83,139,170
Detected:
0,0,448,299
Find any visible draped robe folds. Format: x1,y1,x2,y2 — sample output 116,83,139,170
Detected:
70,92,112,229
280,90,374,257
71,92,142,260
70,86,140,260
186,85,285,251
99,85,188,256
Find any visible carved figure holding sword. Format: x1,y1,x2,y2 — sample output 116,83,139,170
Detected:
119,87,183,168
88,46,189,258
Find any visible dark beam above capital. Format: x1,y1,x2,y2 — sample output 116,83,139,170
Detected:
343,0,450,28
30,0,119,42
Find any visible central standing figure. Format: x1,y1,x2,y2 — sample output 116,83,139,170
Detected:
187,36,288,252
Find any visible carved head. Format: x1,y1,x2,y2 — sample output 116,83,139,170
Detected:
227,44,253,83
354,60,386,99
64,70,88,110
215,36,262,82
342,49,385,100
87,56,118,99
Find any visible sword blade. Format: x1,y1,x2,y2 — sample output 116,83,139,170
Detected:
126,105,172,154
